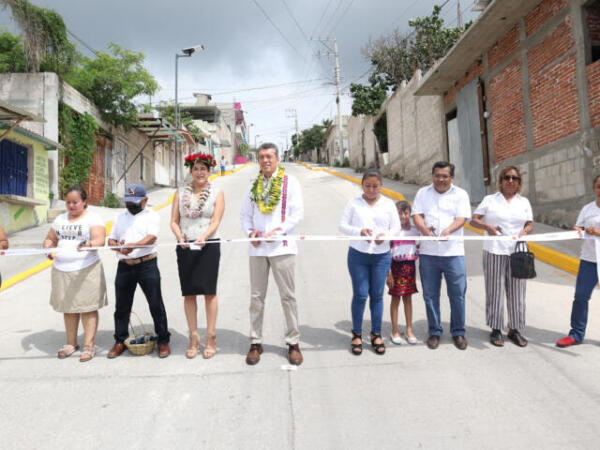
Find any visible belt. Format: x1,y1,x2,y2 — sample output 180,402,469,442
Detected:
121,253,157,265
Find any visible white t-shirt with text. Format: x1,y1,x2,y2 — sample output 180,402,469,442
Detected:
52,211,105,272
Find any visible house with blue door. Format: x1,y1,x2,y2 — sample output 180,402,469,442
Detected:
0,100,59,233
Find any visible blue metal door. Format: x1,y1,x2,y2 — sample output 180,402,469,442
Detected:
0,139,28,196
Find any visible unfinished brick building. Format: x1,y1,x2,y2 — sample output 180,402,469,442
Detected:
417,0,600,227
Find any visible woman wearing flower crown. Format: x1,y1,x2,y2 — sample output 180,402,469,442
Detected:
170,153,225,359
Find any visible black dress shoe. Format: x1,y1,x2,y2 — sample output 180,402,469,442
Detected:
453,335,468,350
427,335,440,349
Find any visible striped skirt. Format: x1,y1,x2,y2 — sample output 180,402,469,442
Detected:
482,250,526,330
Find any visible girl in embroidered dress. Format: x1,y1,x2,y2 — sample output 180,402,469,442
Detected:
171,153,224,359
386,201,419,345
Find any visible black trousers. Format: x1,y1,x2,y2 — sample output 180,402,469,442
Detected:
114,258,170,344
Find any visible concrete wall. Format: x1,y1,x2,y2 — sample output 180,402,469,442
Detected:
439,0,600,226
385,73,447,184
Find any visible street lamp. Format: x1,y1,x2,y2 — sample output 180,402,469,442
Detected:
174,44,204,186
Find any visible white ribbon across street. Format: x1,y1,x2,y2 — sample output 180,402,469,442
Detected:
0,230,585,257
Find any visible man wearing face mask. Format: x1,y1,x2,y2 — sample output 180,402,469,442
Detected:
106,183,171,358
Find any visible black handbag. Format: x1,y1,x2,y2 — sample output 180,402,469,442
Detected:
510,241,536,279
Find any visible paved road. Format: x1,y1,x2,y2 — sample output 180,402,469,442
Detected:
1,164,599,450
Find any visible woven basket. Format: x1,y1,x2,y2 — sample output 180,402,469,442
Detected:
124,312,156,356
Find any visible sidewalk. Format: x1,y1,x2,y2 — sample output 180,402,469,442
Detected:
300,162,582,273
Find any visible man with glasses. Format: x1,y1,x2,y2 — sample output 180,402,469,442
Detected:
412,161,472,350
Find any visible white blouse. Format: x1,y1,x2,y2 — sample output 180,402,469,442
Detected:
339,195,400,254
473,192,533,255
576,201,600,262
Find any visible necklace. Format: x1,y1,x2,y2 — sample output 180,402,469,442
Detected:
182,183,211,218
250,166,285,214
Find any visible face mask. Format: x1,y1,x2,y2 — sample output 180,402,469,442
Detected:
126,203,143,215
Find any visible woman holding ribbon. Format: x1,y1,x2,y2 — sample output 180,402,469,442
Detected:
340,168,400,355
471,166,533,347
43,186,107,362
556,175,600,348
170,153,225,359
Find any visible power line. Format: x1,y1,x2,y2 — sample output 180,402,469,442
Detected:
250,0,307,62
320,0,346,37
311,0,336,38
281,0,310,42
384,0,421,32
329,0,355,34
66,28,99,57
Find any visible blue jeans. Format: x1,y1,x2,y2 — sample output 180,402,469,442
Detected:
347,247,391,335
569,260,598,341
419,254,466,337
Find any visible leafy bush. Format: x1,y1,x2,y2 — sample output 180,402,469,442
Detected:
334,160,341,167
100,191,121,208
342,157,350,167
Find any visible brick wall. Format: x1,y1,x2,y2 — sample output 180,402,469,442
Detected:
488,25,520,69
528,18,579,149
525,0,569,36
587,59,600,126
444,60,482,107
83,134,108,205
489,59,527,162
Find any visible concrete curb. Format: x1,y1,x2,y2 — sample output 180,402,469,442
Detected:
0,162,253,293
298,161,580,276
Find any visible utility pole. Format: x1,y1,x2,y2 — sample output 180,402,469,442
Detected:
231,98,236,165
314,37,344,164
457,0,463,28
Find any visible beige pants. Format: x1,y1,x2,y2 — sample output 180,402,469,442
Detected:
249,254,299,345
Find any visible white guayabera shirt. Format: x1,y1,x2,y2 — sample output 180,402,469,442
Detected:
240,167,304,257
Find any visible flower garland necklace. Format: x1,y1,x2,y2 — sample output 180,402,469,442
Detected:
182,182,211,218
250,165,285,214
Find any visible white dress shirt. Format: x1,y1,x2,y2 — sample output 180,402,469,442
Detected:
412,183,471,257
240,167,304,257
108,208,160,260
339,195,400,254
473,192,533,255
576,201,600,262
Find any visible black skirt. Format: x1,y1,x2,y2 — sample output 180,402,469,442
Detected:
176,240,221,296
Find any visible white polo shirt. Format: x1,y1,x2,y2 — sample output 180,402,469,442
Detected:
108,208,160,260
473,192,533,255
412,183,471,257
339,195,400,254
576,201,600,262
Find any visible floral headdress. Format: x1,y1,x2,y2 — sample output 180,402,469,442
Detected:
184,153,217,168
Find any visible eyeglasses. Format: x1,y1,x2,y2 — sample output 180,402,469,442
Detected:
503,175,520,182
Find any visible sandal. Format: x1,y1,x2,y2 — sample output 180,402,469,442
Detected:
507,329,528,347
351,332,362,355
370,333,386,355
79,345,96,362
490,329,504,347
203,334,217,359
57,344,79,359
186,333,200,359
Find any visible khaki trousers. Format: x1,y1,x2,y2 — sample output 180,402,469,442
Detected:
249,254,299,344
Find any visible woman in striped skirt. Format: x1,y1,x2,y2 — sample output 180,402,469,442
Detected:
471,166,533,347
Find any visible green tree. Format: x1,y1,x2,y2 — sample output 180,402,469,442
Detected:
1,0,78,74
65,43,158,130
364,5,470,90
0,30,27,72
349,73,388,116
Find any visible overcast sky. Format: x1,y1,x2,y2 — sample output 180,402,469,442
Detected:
1,0,480,149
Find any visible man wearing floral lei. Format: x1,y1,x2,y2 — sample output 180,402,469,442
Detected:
240,142,304,366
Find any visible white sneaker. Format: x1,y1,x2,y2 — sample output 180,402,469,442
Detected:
390,334,404,345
